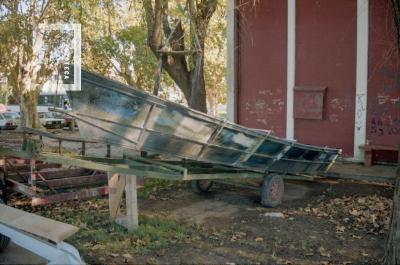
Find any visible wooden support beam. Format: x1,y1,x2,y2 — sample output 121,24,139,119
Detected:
30,159,36,192
125,175,138,231
38,174,107,189
107,173,126,221
106,145,111,158
31,186,108,206
58,140,62,154
0,204,79,243
5,168,93,182
81,142,86,156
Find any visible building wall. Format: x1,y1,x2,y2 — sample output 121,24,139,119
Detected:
232,0,400,159
366,0,400,146
236,0,288,137
295,0,357,157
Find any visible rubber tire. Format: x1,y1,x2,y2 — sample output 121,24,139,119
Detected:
191,180,214,194
0,198,10,252
260,174,284,207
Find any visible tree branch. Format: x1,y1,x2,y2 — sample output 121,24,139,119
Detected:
143,0,192,100
391,0,400,49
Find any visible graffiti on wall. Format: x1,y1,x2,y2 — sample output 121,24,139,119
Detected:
242,88,285,132
370,117,400,136
369,67,400,136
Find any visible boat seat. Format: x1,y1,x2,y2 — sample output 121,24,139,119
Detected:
0,204,78,243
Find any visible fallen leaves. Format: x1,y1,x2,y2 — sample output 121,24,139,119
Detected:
336,225,346,233
254,237,264,242
318,246,331,258
230,231,247,242
122,253,133,260
297,195,392,234
91,244,105,251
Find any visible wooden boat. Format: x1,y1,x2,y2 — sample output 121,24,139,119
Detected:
66,69,341,175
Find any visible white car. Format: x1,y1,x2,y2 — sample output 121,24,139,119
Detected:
39,111,66,129
0,112,18,130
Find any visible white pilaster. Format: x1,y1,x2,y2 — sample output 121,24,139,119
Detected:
354,0,369,160
286,0,296,140
227,0,236,122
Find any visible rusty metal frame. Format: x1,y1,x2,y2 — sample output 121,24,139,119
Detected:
0,153,109,206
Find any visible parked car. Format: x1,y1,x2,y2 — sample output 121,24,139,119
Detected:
0,112,19,130
39,111,66,129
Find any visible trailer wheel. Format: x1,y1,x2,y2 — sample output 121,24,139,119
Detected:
191,180,214,194
260,174,284,207
0,198,10,252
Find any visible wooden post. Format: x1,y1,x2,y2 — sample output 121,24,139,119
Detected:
30,159,36,192
107,173,126,221
364,148,373,167
2,157,7,179
81,142,86,156
69,119,75,131
125,175,139,231
383,145,400,264
107,173,139,231
58,140,62,154
0,157,7,204
106,145,111,158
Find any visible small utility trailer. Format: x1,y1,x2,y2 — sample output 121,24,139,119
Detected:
0,70,341,235
1,127,305,208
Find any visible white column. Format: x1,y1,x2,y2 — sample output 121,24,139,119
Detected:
286,0,296,140
226,0,236,122
354,0,369,160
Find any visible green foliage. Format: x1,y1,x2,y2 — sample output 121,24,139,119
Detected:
78,0,162,92
0,0,227,108
138,178,174,199
204,1,227,105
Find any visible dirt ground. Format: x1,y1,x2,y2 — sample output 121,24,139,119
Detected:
4,177,394,265
0,130,396,264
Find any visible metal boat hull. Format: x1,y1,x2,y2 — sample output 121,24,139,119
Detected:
67,70,341,175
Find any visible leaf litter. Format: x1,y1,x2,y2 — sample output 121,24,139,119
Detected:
294,195,392,234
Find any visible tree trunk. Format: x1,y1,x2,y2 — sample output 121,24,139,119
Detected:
189,55,207,113
20,89,41,129
142,0,216,114
383,147,400,264
207,89,218,117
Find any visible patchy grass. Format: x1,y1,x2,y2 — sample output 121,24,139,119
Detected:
9,191,199,259
138,178,187,199
71,213,198,254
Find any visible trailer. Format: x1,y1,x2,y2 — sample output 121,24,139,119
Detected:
0,69,343,234
0,125,336,234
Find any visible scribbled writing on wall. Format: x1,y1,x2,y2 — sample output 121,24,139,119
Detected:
370,117,400,136
355,93,366,131
241,87,286,134
369,67,400,137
